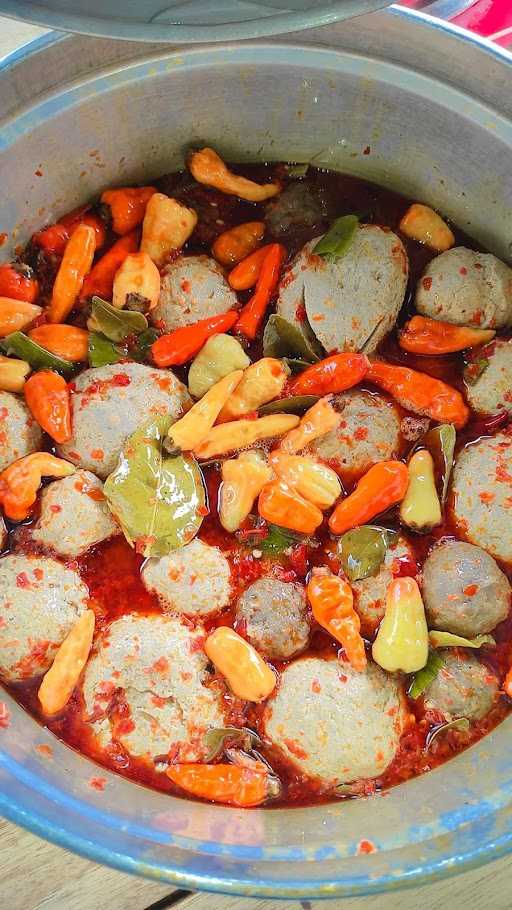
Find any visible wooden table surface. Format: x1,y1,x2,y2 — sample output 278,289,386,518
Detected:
1,15,512,909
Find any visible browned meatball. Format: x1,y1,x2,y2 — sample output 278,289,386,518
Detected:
236,578,310,660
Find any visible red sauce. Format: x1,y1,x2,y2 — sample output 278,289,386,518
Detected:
3,164,512,808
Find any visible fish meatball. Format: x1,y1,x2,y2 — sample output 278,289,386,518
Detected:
452,434,512,562
0,554,88,683
142,539,231,617
82,614,225,761
465,339,512,415
235,578,310,661
422,541,510,638
415,247,512,329
351,537,415,635
276,225,408,354
151,255,238,333
32,470,119,558
58,362,191,479
264,657,404,786
0,391,42,472
309,390,401,480
423,651,498,722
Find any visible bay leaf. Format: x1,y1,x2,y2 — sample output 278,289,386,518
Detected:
263,313,322,363
104,415,206,557
425,716,470,749
338,525,398,582
258,395,319,416
203,726,261,762
1,331,76,377
88,296,148,342
408,650,444,699
88,332,125,368
422,423,456,504
312,214,358,259
429,630,495,650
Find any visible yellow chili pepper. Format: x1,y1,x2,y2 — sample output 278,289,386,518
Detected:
38,609,95,715
218,358,289,421
219,450,273,532
193,413,299,460
205,626,276,702
167,370,243,452
399,203,455,252
399,449,442,533
269,452,341,510
279,396,341,454
372,577,428,673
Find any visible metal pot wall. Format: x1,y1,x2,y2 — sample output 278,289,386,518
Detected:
1,7,512,899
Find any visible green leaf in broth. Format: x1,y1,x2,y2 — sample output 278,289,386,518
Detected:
408,650,444,699
103,415,206,557
429,630,495,650
263,313,322,363
284,357,312,373
203,726,261,762
338,525,399,582
88,332,125,368
1,331,76,377
130,327,160,363
463,357,489,386
88,296,148,342
286,163,309,178
422,423,456,505
312,214,358,259
258,395,320,416
425,717,470,749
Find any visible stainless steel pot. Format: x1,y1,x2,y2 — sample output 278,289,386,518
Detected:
1,7,512,899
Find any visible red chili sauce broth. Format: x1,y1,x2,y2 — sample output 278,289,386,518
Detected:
3,164,512,808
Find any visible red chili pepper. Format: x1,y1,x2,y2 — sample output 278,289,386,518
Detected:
399,315,495,355
235,243,286,340
367,360,469,429
33,207,106,256
290,353,369,395
151,310,239,367
79,231,139,302
0,263,39,303
32,223,70,256
101,186,156,235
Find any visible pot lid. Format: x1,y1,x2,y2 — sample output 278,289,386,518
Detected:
0,0,394,42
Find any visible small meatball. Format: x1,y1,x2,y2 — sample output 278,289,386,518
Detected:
424,650,499,721
466,339,512,415
352,536,415,635
0,391,42,472
32,470,119,558
452,434,512,562
235,578,310,660
58,363,191,479
264,656,404,786
82,614,226,761
151,255,238,333
265,182,327,242
415,247,512,329
276,225,408,354
422,540,510,637
142,539,231,617
309,390,401,481
0,554,88,683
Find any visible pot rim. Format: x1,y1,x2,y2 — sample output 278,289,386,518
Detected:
1,8,512,898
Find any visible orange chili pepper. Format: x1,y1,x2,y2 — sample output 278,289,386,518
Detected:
79,230,139,302
504,666,512,699
151,310,239,367
47,224,96,323
28,325,89,362
399,315,496,355
258,479,323,535
32,223,70,256
307,568,366,671
228,244,272,291
101,186,156,235
290,353,369,395
0,263,39,303
24,370,72,443
0,298,42,337
235,243,286,340
367,360,469,429
166,763,275,807
279,396,341,455
329,460,409,535
33,207,106,256
212,221,265,267
0,452,75,521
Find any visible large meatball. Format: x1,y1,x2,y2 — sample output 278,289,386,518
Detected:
141,539,231,617
351,536,416,635
276,225,408,354
423,651,499,722
58,363,191,479
0,554,88,683
235,578,310,660
32,470,119,558
264,656,404,786
452,434,512,562
81,614,226,761
415,247,512,328
0,391,42,472
422,541,510,637
309,390,401,480
151,255,238,333
465,339,512,415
